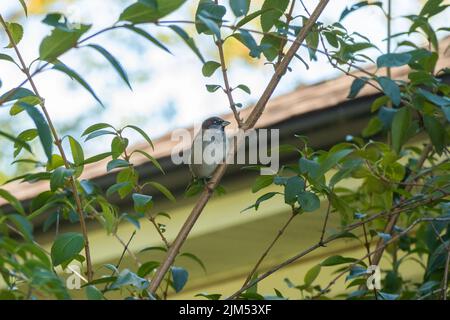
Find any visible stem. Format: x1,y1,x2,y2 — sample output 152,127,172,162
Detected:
317,216,450,298
214,0,242,127
148,0,331,295
114,233,141,267
386,0,392,79
362,223,378,299
275,0,296,67
148,216,171,248
319,197,331,245
0,14,94,281
371,144,432,266
442,246,450,300
241,211,296,288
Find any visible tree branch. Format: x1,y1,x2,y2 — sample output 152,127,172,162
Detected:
148,0,331,295
0,14,94,281
226,188,449,299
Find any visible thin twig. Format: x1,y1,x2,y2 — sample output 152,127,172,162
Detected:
316,216,450,298
362,223,378,299
214,0,242,127
0,14,94,281
319,196,332,245
241,211,297,288
148,216,171,248
226,188,449,299
114,233,142,267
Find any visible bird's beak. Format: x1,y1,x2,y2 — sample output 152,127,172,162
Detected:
222,120,231,127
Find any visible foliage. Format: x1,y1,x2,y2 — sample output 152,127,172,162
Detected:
0,0,449,300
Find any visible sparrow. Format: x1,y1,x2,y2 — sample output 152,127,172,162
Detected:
189,116,230,179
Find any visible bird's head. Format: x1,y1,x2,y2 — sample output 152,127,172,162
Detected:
201,117,231,130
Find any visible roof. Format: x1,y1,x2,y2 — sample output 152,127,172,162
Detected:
1,37,449,206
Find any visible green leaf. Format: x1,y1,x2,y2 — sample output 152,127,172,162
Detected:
87,44,131,89
206,84,221,92
110,269,149,290
169,25,205,63
123,125,154,149
123,25,171,54
5,22,23,48
111,136,127,159
171,266,188,293
119,0,186,23
305,29,319,61
320,149,353,174
7,214,33,241
0,189,24,214
19,102,53,162
377,76,401,106
82,123,115,136
348,77,367,99
299,158,321,180
68,136,84,167
284,176,305,205
391,107,411,154
304,264,321,286
260,0,289,32
230,0,250,17
137,261,160,277
202,61,221,77
377,292,399,300
236,84,251,94
241,192,280,212
236,9,268,29
362,117,383,137
417,88,450,109
39,24,91,62
261,33,283,61
53,62,104,107
298,191,320,212
371,95,390,112
50,167,74,191
230,30,261,58
51,232,85,266
423,115,445,155
132,193,153,213
0,88,36,105
195,0,226,37
195,292,221,300
0,130,32,155
85,285,104,300
321,255,358,267
377,53,412,68
132,149,164,173
340,1,383,21
180,252,207,273
252,175,273,193
146,181,175,202
106,159,129,172
0,53,17,65
18,0,28,16
106,182,132,198
139,0,158,9
82,152,112,165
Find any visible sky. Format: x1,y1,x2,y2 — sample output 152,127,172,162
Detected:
0,0,449,175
